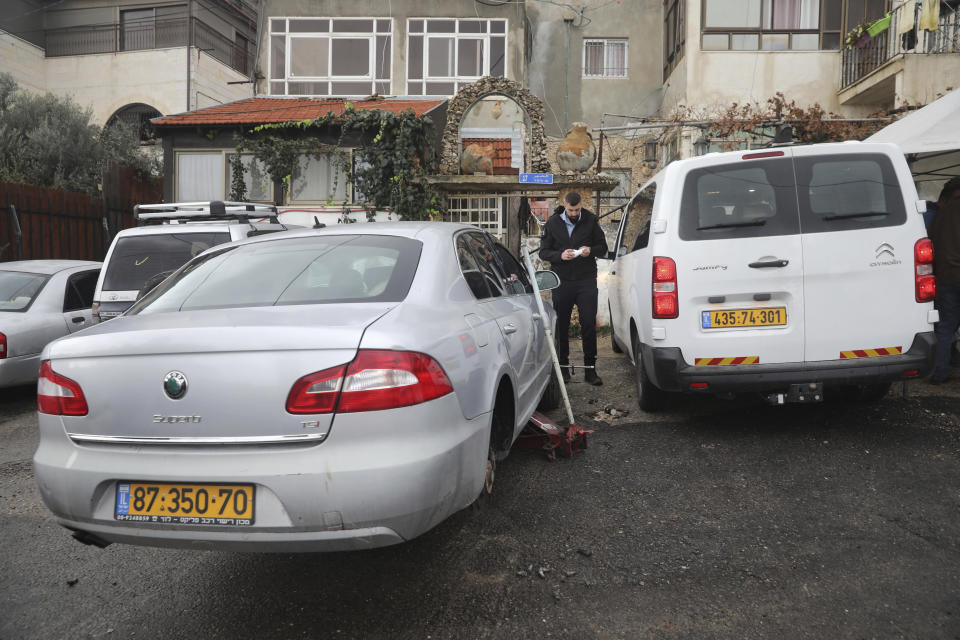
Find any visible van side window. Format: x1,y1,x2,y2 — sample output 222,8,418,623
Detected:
621,183,656,254
678,157,799,241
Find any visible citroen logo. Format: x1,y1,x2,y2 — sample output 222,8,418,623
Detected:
163,371,188,400
876,243,895,260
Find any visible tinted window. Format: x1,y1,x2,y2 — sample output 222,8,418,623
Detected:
63,270,99,312
129,235,421,314
464,232,505,298
492,243,533,294
621,183,656,253
456,234,492,299
103,232,230,291
0,271,48,312
796,153,906,233
678,157,799,241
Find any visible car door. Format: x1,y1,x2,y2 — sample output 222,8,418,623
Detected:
672,151,805,366
612,182,657,357
792,146,921,362
63,268,100,333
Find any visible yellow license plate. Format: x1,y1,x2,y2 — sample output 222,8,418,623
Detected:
701,307,787,329
115,482,255,526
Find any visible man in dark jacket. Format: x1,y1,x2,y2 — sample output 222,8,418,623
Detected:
539,192,609,385
929,177,960,383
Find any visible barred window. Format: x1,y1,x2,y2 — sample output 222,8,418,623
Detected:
583,39,628,78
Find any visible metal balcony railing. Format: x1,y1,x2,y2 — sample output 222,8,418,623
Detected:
841,1,960,88
44,17,253,76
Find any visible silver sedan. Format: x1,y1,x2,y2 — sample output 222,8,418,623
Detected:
34,223,560,552
0,260,101,387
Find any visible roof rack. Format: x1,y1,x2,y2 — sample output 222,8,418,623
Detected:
134,201,280,224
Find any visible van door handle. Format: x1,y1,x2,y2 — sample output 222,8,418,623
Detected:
503,323,517,334
72,316,85,324
749,259,789,268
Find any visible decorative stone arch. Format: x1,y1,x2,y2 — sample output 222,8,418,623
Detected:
106,103,163,143
439,76,550,174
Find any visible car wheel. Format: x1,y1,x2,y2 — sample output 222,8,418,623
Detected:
471,446,496,512
634,341,667,412
609,304,623,354
537,368,562,411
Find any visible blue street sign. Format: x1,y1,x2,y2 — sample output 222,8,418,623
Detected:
519,173,554,184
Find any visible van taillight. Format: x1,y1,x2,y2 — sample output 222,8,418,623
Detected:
915,238,935,302
0,332,6,359
652,256,678,319
37,361,88,416
286,350,454,415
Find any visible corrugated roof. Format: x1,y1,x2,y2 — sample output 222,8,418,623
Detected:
153,97,446,127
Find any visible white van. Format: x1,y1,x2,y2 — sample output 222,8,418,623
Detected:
606,142,937,410
92,202,289,322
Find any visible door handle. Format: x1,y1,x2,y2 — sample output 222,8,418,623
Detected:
503,323,518,335
748,259,789,268
72,317,85,324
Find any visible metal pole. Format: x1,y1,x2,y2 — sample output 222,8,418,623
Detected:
8,205,22,260
520,245,576,426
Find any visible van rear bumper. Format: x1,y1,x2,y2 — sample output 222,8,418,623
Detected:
643,332,936,393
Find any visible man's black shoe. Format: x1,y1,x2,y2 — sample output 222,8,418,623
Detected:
929,375,948,385
561,366,571,383
585,369,603,386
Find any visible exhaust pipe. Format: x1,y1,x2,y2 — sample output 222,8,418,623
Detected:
68,528,112,549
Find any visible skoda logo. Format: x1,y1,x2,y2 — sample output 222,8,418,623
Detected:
163,371,188,400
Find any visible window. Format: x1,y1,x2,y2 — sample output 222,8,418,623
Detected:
103,233,230,292
176,153,226,202
120,9,156,51
619,183,657,254
664,0,685,80
600,168,634,215
269,17,392,96
290,154,349,203
227,154,273,202
407,18,507,96
583,39,628,78
63,270,99,312
492,243,532,295
456,232,505,299
447,196,503,238
700,0,841,51
0,271,48,312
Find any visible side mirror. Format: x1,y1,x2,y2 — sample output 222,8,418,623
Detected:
535,270,560,291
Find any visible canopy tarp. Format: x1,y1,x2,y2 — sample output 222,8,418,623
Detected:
866,88,960,199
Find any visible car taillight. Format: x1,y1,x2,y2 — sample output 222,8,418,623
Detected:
37,361,88,416
0,332,6,359
286,350,453,415
652,256,678,319
915,238,935,302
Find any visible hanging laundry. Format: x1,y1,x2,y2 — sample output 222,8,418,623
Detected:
897,0,915,35
920,0,940,31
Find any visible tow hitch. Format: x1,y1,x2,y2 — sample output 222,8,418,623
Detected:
765,382,824,405
516,247,592,459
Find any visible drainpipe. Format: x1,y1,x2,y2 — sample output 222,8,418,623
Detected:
185,0,192,111
563,17,573,132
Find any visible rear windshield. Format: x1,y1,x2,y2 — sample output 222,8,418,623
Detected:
102,232,230,291
678,153,906,241
678,157,799,241
0,271,49,312
129,234,422,314
795,153,906,233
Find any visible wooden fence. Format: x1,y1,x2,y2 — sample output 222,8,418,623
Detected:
0,166,162,262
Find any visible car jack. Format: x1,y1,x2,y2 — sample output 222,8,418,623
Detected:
515,247,592,460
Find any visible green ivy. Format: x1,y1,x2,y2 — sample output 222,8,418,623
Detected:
228,152,247,202
235,109,443,220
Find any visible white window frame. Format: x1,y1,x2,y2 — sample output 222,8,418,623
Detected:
447,195,504,239
174,150,276,203
406,18,508,96
226,152,274,203
289,151,354,205
269,17,392,97
582,38,629,78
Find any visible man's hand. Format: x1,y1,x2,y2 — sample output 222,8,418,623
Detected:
579,246,591,257
562,249,577,260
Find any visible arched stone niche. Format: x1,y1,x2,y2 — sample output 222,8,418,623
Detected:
439,76,549,175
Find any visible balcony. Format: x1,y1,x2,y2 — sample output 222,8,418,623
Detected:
841,2,959,89
44,17,252,76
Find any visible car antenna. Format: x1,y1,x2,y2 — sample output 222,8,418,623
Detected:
313,216,326,229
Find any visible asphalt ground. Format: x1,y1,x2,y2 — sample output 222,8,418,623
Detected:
1,343,959,639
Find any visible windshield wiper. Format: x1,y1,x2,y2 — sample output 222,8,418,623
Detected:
822,211,889,221
697,220,767,231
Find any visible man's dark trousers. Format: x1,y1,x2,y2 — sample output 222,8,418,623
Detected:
933,283,960,380
553,277,599,369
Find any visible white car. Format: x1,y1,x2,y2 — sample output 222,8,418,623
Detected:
606,142,936,410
